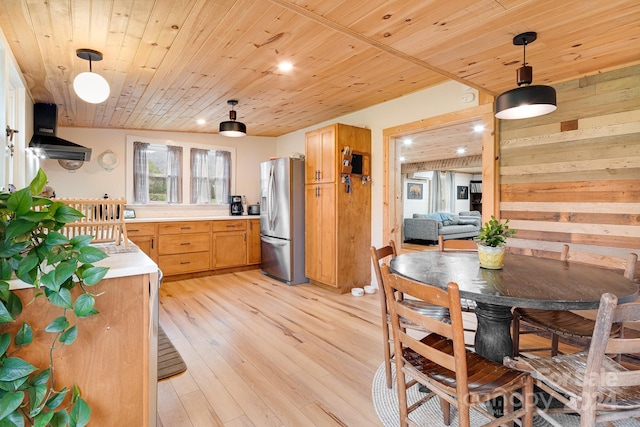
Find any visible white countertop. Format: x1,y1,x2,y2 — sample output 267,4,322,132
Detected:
9,242,158,291
126,215,260,223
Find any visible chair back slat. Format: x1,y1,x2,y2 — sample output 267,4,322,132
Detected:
561,244,638,280
438,235,478,252
54,198,129,247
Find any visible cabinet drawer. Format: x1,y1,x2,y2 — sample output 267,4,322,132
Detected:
126,222,156,237
158,252,210,275
212,220,247,232
159,233,210,255
159,221,210,235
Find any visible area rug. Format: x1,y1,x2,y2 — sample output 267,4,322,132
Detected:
371,363,640,427
158,326,187,381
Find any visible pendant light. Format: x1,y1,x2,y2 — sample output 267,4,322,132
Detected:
73,49,110,104
495,32,557,120
219,100,247,137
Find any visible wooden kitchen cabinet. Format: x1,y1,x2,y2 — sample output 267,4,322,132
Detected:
127,222,158,262
212,220,247,268
305,183,336,286
158,221,211,275
305,125,336,184
247,218,261,265
125,218,262,279
304,123,371,293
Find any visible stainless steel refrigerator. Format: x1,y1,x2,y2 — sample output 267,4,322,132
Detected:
260,157,307,285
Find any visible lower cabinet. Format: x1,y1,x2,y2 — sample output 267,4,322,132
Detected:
212,220,246,268
157,221,211,275
247,218,261,265
127,222,158,262
127,218,261,278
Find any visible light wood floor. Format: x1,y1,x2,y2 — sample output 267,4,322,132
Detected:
155,269,583,427
156,269,384,427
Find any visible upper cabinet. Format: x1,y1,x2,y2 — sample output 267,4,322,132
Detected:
305,125,336,184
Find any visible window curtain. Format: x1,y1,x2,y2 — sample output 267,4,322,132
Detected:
429,171,441,213
166,145,182,203
445,171,456,212
212,150,231,203
191,149,210,204
133,141,149,204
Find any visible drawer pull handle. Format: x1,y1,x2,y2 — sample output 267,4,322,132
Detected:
180,261,190,265
180,242,191,245
180,227,191,230
129,229,140,232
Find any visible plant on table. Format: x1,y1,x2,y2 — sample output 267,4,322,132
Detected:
0,169,109,426
477,215,517,247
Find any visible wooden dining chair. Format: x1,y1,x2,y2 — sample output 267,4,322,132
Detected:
438,236,478,313
512,244,638,357
506,292,640,427
370,241,450,389
381,264,534,427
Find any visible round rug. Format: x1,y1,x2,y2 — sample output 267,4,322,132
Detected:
371,362,640,427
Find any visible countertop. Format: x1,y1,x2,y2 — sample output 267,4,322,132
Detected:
125,215,260,223
9,242,158,291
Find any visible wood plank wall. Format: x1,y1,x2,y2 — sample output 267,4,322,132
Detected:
499,64,640,281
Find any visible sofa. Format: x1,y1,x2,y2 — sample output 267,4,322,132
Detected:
404,211,482,242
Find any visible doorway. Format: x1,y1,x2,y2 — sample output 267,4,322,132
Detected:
382,103,497,248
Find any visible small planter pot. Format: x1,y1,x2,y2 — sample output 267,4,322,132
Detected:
477,244,506,269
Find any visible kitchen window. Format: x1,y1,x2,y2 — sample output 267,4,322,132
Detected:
132,142,183,204
126,136,235,206
190,149,231,204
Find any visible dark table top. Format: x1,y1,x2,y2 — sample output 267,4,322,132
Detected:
389,251,638,310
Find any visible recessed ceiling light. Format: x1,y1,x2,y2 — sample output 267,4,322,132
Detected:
457,148,467,155
473,124,485,133
278,61,293,72
403,138,412,145
197,118,206,125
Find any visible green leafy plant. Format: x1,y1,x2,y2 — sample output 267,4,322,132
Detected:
477,215,517,247
0,169,109,426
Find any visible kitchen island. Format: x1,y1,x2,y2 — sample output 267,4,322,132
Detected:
8,244,159,427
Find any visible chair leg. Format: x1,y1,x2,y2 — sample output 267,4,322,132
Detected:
504,388,514,427
397,370,409,427
512,313,521,357
523,376,534,427
550,334,559,357
383,324,393,388
439,397,450,426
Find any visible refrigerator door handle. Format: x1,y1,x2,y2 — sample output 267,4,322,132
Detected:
268,163,278,230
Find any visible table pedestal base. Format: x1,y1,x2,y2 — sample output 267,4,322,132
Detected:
474,302,514,363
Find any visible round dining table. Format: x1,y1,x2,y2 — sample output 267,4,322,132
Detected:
389,251,638,363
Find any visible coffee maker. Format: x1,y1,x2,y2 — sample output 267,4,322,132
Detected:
229,195,243,215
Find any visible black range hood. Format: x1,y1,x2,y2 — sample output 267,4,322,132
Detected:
29,103,92,162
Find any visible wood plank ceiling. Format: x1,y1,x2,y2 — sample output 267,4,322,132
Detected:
0,0,639,157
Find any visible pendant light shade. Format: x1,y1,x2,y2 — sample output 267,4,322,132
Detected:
495,32,556,120
219,100,246,137
73,49,110,104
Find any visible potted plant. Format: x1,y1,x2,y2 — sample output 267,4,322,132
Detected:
476,215,517,269
0,169,109,426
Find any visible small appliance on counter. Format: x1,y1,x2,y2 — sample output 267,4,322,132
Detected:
248,204,260,215
229,195,243,215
